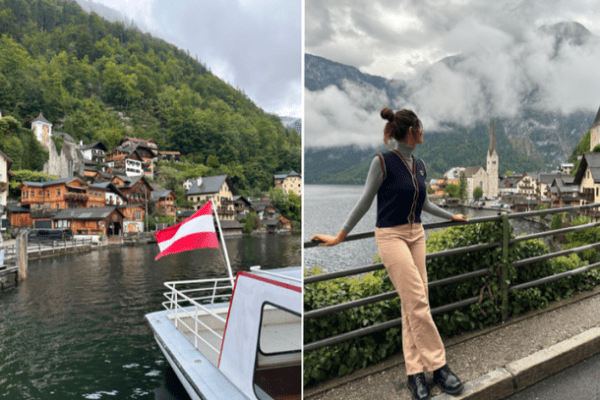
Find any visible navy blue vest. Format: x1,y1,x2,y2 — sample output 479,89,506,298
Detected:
376,150,427,227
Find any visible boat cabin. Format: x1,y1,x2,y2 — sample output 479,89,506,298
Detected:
146,266,301,400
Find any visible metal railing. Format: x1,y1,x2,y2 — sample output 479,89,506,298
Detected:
162,278,234,360
304,203,600,352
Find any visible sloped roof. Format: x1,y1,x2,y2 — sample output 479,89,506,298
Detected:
220,220,243,229
89,182,111,189
178,210,195,219
52,206,122,220
81,142,108,152
574,152,600,184
250,200,273,213
7,205,30,213
187,175,231,195
151,190,173,201
463,166,485,178
53,131,76,143
274,170,301,179
31,112,51,125
22,177,81,187
263,218,280,226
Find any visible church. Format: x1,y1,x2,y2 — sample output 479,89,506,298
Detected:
463,119,499,199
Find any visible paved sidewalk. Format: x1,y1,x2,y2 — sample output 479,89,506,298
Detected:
304,286,600,400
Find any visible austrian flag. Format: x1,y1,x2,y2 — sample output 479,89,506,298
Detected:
154,201,219,260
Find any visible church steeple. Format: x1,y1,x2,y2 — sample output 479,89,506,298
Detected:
488,117,496,156
486,116,498,198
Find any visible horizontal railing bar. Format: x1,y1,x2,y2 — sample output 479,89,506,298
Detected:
304,295,480,352
511,222,600,243
509,260,600,291
426,242,500,260
512,242,600,268
304,204,600,249
304,268,489,320
305,242,496,284
507,203,600,219
304,216,501,249
304,263,384,284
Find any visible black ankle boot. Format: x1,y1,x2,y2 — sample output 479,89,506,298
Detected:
406,372,430,400
433,364,464,395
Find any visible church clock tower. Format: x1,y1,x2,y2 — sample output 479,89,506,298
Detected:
486,118,499,198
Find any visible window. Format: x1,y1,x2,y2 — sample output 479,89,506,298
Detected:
57,189,60,196
253,303,301,400
135,211,141,220
47,190,50,196
39,191,42,198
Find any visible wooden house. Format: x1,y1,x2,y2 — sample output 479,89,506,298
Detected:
186,175,236,221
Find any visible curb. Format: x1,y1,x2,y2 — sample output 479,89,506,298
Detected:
432,326,600,399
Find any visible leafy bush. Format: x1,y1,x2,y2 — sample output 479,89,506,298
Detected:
304,219,600,387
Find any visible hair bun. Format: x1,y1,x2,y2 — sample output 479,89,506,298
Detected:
381,107,394,122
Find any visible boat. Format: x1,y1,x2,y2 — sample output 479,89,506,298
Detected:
145,265,302,400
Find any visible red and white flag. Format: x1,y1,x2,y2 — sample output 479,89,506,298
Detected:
154,201,219,260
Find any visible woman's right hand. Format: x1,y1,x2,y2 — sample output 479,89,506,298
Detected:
311,231,348,247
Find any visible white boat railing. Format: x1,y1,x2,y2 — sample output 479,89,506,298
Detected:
162,277,234,361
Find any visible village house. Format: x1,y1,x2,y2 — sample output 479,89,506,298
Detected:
151,190,176,220
274,171,302,195
20,177,90,228
106,147,149,177
516,173,537,198
118,204,146,233
232,195,254,219
573,152,600,220
52,207,125,236
588,106,600,151
549,176,580,208
219,219,244,236
251,199,278,220
88,182,127,207
6,205,32,228
158,151,181,162
186,175,236,221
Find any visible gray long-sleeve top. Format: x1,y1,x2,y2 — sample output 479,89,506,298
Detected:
341,141,454,233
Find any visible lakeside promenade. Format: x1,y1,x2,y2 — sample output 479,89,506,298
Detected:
304,286,600,400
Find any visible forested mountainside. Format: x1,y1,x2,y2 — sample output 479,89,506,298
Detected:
0,0,300,191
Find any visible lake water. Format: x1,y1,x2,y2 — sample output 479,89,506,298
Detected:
304,184,547,272
0,234,300,400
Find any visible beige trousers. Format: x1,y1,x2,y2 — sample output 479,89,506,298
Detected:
375,223,446,375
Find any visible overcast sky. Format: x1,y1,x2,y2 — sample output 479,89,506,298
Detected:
90,0,301,118
305,0,600,148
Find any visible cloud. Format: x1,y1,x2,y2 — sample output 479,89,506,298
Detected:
306,0,600,146
305,81,391,148
93,0,301,117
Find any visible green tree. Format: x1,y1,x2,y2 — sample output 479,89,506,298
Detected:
207,154,220,169
473,186,483,200
241,212,257,233
458,172,467,199
445,183,459,198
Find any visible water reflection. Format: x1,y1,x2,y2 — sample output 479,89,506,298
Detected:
0,234,299,400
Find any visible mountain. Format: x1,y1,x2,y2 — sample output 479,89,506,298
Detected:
306,54,405,109
279,116,302,134
0,0,300,191
305,22,598,183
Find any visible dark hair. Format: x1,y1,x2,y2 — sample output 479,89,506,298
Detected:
380,107,422,141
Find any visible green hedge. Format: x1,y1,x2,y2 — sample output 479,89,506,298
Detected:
304,220,600,387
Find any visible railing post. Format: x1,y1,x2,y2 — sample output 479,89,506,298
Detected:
501,212,510,321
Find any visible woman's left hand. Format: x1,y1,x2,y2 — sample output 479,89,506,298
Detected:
451,214,468,222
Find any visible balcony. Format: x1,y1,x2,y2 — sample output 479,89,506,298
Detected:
31,208,58,219
0,181,7,193
64,193,89,203
217,208,235,215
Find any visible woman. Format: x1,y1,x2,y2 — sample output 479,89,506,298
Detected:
311,107,467,400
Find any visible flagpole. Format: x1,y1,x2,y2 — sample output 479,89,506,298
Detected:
212,198,235,288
